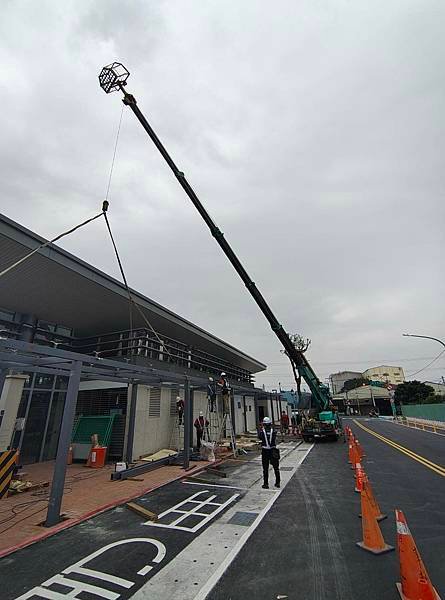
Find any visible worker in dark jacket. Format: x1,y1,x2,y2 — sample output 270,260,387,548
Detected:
258,416,280,489
194,411,209,450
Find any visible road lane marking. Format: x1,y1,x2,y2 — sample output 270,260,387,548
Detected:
353,420,445,477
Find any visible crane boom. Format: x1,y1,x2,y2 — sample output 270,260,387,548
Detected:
98,63,333,416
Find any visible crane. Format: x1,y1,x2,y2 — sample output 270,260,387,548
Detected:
98,62,342,442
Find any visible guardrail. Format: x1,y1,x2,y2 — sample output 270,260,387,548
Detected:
396,416,445,435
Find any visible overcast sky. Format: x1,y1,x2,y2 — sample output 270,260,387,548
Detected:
1,1,444,390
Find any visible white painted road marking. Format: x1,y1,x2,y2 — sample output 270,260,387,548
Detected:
15,538,167,600
144,490,240,533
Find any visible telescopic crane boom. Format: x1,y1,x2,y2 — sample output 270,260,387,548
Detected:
98,63,337,430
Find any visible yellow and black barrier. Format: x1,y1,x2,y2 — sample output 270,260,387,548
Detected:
0,449,18,499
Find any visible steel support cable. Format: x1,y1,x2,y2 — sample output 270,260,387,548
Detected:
0,211,104,280
101,213,174,362
102,211,134,343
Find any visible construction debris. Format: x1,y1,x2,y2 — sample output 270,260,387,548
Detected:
141,449,177,462
125,502,158,522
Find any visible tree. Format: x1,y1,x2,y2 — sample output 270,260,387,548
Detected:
342,377,371,393
282,334,312,400
394,381,436,405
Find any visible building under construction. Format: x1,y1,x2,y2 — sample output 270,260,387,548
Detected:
0,213,289,467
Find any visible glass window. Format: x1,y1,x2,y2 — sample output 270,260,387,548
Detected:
42,392,66,461
34,374,55,390
20,391,51,464
56,325,73,337
16,390,31,418
55,376,68,390
0,308,15,322
38,320,56,333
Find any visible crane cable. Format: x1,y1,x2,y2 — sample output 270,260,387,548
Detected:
100,106,174,361
102,209,174,362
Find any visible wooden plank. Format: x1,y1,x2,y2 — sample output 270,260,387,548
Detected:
205,467,227,478
126,502,157,521
184,476,213,484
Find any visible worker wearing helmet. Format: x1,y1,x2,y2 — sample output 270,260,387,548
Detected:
258,416,280,489
218,372,230,414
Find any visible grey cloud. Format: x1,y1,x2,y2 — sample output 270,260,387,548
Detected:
1,0,444,389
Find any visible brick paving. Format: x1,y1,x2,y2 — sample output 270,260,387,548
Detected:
0,458,215,556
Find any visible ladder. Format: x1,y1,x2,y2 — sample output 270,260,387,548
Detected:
205,391,222,443
169,416,184,452
216,396,237,458
204,391,237,458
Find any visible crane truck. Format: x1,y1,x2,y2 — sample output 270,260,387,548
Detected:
98,62,342,443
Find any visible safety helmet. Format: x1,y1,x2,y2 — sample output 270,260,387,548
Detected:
263,416,271,424
176,396,181,401
220,372,226,377
199,411,204,416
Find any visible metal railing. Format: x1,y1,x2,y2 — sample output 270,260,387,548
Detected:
396,416,445,435
73,328,253,384
0,318,254,384
0,319,74,348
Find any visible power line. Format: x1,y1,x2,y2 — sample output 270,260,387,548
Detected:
406,350,445,378
264,356,440,366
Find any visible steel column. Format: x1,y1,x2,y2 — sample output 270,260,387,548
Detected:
183,378,192,469
0,368,7,401
242,395,247,433
230,389,237,450
254,393,260,430
45,360,81,527
270,393,275,424
125,382,138,463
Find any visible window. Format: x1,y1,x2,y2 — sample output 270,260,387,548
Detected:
56,325,73,337
0,308,14,322
149,387,161,418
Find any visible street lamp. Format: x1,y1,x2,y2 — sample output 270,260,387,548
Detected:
403,334,445,350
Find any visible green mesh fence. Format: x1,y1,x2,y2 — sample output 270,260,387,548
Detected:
401,403,445,422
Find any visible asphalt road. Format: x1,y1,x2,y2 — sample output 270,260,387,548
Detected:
0,479,244,600
209,418,445,600
2,423,444,600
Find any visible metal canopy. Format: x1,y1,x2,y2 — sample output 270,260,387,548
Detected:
0,338,258,394
0,338,260,528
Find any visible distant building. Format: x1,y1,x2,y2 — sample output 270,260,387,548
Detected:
333,385,392,416
278,389,312,410
362,365,405,386
329,371,362,394
422,381,445,397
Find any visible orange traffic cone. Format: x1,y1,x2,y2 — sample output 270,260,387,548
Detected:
395,510,441,599
355,438,365,459
356,484,394,555
348,442,354,464
359,475,387,521
355,464,364,493
350,444,359,470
